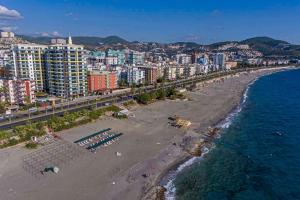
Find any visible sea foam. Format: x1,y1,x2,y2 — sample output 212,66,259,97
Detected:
163,77,259,199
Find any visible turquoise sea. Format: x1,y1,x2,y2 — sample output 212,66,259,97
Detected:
171,69,300,200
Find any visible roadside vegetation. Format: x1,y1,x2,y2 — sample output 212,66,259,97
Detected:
0,105,121,149
136,88,186,104
25,142,38,149
123,100,136,107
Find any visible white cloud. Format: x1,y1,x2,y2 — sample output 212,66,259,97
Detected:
51,31,60,37
41,32,50,37
0,5,22,20
183,34,201,42
38,31,60,37
0,25,18,32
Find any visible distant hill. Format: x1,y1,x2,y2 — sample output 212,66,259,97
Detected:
16,34,300,58
208,37,300,58
241,36,289,46
17,35,129,45
208,41,238,49
171,42,201,48
241,37,300,57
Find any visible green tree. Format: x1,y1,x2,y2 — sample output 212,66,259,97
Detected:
136,93,151,104
157,77,165,84
24,95,31,105
156,89,166,100
0,102,6,114
166,88,177,97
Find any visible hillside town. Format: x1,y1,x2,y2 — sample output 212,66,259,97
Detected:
0,31,293,114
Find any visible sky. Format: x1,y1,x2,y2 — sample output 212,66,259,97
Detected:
1,0,300,44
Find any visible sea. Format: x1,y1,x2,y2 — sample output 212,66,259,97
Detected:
164,68,300,200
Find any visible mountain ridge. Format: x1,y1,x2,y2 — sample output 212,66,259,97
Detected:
16,35,300,58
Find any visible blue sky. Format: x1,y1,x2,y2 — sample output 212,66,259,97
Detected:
1,0,300,44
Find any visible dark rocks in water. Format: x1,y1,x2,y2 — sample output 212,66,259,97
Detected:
207,127,220,137
142,186,167,200
155,186,167,200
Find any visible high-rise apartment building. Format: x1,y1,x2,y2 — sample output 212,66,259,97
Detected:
213,53,225,69
12,44,47,91
45,37,87,98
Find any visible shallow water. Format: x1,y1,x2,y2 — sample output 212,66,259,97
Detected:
174,69,300,200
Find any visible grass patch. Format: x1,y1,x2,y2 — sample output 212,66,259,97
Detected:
0,105,122,149
25,142,38,149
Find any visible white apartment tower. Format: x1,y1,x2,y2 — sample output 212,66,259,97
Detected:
45,37,87,98
12,44,47,91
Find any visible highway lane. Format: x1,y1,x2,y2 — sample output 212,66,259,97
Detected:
0,95,133,130
0,66,289,129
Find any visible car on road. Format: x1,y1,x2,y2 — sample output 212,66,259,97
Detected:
28,107,38,113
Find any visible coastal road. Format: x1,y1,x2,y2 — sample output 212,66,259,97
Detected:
0,66,293,130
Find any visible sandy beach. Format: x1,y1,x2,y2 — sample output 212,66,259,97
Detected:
0,67,295,200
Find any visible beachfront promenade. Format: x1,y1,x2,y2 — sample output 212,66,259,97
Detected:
0,66,290,130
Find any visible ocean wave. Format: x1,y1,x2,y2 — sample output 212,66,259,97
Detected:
163,77,259,200
164,147,211,200
218,77,258,129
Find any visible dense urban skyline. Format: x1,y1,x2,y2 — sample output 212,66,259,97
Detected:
1,0,300,44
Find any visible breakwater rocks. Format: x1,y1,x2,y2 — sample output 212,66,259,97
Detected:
142,186,167,200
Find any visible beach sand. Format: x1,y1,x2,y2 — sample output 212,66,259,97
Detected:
0,67,294,200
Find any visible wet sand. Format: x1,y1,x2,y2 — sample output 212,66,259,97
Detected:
0,67,295,200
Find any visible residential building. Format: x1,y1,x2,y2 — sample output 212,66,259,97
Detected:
106,49,125,65
105,56,118,66
137,66,158,84
87,70,117,93
126,67,145,85
0,31,15,38
12,44,47,91
184,65,196,78
128,51,145,65
164,66,177,80
0,78,36,105
176,66,185,78
51,38,67,45
87,51,106,69
191,52,201,64
45,37,87,98
195,64,210,75
176,54,191,64
213,53,225,69
198,56,209,65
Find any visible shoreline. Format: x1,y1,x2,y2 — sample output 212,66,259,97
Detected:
0,66,298,200
153,66,298,200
